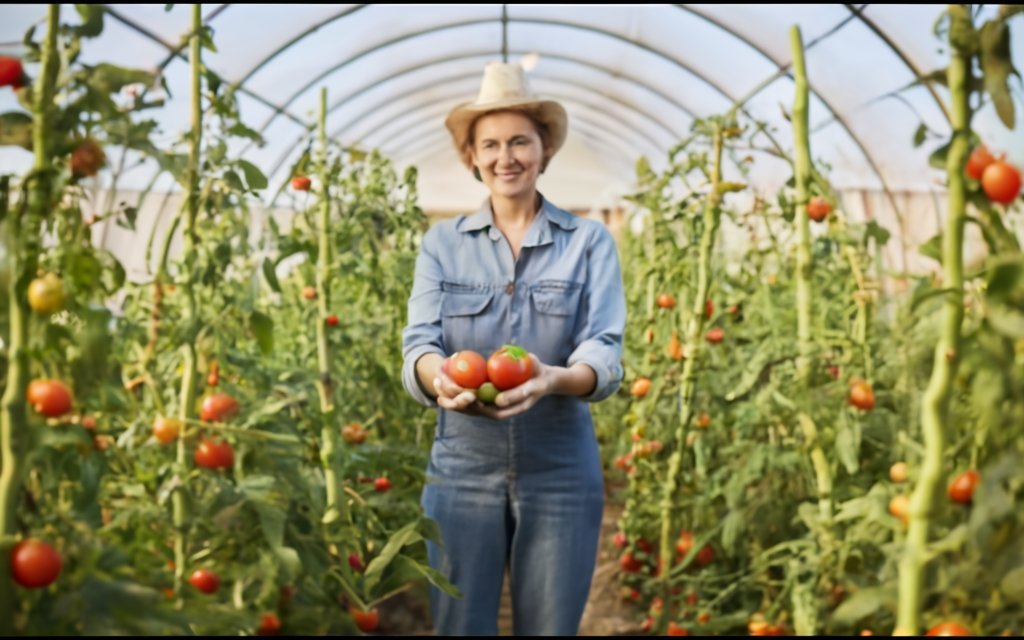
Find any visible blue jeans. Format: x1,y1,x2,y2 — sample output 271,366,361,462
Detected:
421,398,604,635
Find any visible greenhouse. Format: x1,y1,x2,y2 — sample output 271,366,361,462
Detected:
1,3,1022,636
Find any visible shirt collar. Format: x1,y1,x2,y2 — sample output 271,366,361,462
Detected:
456,193,579,244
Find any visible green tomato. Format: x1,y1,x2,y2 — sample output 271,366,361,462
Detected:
476,382,499,404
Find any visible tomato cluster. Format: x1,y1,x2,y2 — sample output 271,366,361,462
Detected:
443,344,534,402
967,144,1021,205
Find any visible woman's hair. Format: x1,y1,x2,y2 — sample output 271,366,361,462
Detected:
464,109,553,173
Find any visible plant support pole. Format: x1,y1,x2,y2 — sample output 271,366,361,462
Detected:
656,121,725,633
0,6,60,632
172,4,204,600
316,88,347,529
896,6,971,634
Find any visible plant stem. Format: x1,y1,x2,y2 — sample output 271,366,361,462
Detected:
896,7,971,633
316,88,347,529
172,4,204,601
0,6,60,632
656,121,724,634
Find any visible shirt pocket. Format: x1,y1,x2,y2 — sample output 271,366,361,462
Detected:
440,283,494,353
529,280,582,361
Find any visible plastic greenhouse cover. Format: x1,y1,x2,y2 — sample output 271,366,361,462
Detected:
1,3,1023,216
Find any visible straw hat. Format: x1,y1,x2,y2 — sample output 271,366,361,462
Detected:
445,61,568,170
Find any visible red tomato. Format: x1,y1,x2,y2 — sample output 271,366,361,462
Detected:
657,293,676,309
947,469,980,505
70,139,106,177
0,56,24,87
486,345,534,390
326,314,339,326
620,553,643,573
350,608,379,633
80,416,97,432
446,350,488,389
348,553,364,572
848,380,875,411
189,568,220,594
207,360,219,387
704,299,714,318
631,377,651,398
342,422,367,445
11,539,62,588
635,538,654,554
612,531,627,549
200,393,239,422
153,416,182,444
257,612,281,636
926,622,972,636
807,196,832,222
194,438,234,470
695,413,711,429
705,327,724,344
668,622,689,636
374,477,392,493
966,145,996,181
291,176,311,191
26,379,73,418
982,160,1022,205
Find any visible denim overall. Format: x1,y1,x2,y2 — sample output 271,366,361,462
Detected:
401,196,625,635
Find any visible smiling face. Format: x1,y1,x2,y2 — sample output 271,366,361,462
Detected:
468,110,551,200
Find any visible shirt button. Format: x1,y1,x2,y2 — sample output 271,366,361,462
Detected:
505,281,515,295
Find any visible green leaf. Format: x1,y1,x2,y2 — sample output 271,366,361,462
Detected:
362,521,423,593
198,25,218,53
1000,565,1024,604
274,546,302,583
0,112,33,150
913,123,928,148
227,123,264,144
919,233,943,263
985,255,1024,303
80,63,157,95
222,170,244,193
979,19,1018,129
262,258,282,293
911,286,958,314
69,252,103,290
929,140,951,171
832,586,890,626
986,304,1024,339
864,220,891,247
721,510,744,555
835,416,860,475
237,159,268,190
249,310,274,355
74,4,105,38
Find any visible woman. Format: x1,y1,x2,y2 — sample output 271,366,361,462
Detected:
401,61,626,635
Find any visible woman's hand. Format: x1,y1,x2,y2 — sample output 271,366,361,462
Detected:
433,358,491,417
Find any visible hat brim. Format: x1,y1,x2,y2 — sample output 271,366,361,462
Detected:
445,98,568,170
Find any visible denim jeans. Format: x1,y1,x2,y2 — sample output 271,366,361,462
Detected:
421,396,605,636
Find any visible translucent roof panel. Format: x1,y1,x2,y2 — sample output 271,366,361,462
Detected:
4,3,1024,222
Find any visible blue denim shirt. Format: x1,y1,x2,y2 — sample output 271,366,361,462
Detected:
401,194,625,410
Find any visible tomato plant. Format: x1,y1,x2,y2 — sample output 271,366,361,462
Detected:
447,350,488,389
981,160,1021,204
194,437,234,470
200,393,239,422
27,272,65,315
486,345,534,390
10,539,62,588
26,379,73,418
189,568,221,594
947,470,980,505
152,416,181,444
